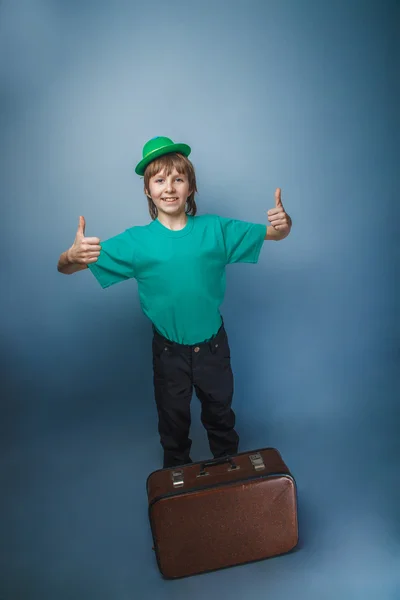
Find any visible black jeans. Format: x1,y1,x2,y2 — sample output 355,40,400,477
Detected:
152,323,239,468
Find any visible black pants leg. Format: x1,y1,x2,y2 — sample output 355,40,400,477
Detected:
152,335,193,468
193,327,239,458
152,324,239,468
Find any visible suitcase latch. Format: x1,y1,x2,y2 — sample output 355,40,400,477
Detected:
249,453,265,471
171,469,184,488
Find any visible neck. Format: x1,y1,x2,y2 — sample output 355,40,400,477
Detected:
157,211,188,231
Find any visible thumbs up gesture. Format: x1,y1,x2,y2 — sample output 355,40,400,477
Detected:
267,188,292,238
67,216,101,264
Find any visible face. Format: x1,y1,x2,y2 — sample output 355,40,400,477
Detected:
146,167,191,218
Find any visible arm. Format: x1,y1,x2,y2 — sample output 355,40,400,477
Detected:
57,216,101,275
265,188,292,241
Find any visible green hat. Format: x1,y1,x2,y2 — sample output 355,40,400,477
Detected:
135,136,191,176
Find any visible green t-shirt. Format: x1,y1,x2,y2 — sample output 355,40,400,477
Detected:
88,214,266,344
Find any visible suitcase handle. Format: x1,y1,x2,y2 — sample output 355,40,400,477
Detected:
198,456,239,477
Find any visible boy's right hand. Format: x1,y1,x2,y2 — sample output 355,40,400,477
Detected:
67,216,101,265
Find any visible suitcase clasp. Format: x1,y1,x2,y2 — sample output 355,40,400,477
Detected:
171,469,184,488
249,453,265,471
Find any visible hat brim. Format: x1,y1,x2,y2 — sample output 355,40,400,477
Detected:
135,143,191,176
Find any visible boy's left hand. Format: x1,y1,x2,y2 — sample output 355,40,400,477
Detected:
267,188,292,234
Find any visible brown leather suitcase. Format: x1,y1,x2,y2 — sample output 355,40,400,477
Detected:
146,447,299,578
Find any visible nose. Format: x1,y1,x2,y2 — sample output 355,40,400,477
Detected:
165,177,176,192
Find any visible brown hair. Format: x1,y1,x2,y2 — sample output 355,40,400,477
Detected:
143,152,198,220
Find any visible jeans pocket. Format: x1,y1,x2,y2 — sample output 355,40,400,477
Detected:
152,334,170,358
213,332,231,360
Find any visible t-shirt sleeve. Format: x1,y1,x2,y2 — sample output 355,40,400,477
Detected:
218,216,267,264
87,229,136,289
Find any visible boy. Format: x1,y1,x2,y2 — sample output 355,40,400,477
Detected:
57,136,292,468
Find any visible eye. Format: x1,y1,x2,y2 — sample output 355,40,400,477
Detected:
155,178,164,183
176,178,184,182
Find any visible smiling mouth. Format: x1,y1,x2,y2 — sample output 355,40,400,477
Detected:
162,198,178,203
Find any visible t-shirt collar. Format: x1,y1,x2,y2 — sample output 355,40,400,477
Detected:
149,215,194,238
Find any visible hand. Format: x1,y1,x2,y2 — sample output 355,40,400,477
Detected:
67,216,101,265
267,188,291,234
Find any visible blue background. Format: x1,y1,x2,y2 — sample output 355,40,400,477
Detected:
1,0,399,598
